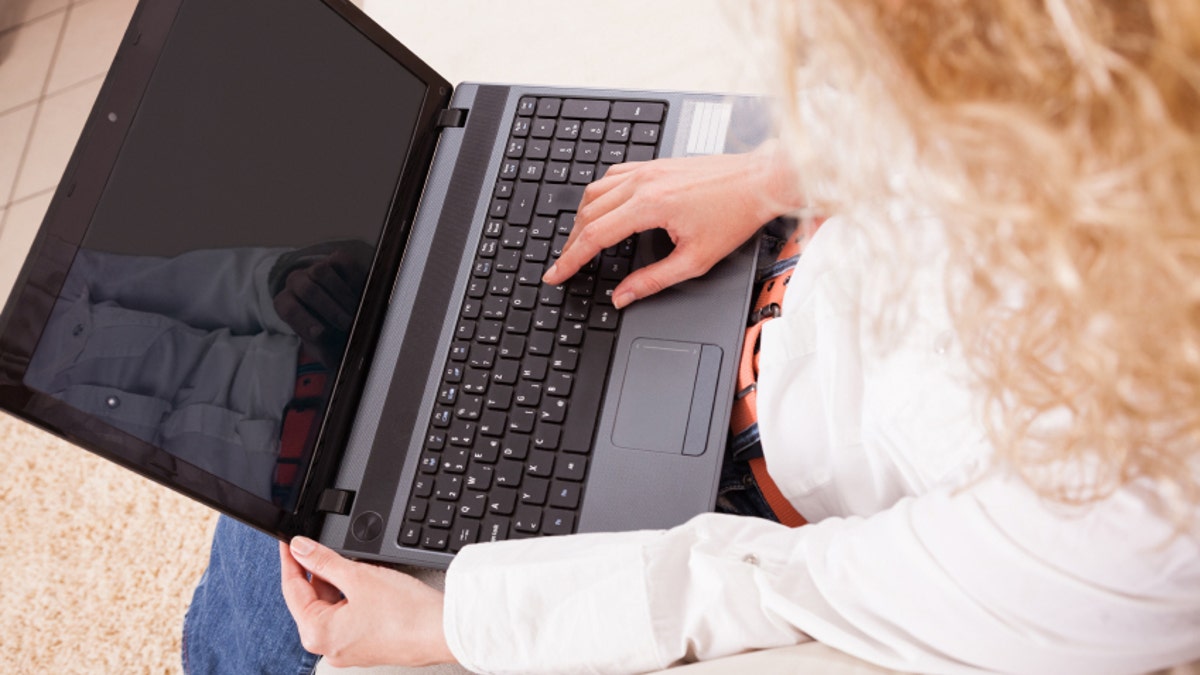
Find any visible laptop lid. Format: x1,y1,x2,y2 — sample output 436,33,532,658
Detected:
0,0,450,540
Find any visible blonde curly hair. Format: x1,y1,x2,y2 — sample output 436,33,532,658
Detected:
769,0,1200,511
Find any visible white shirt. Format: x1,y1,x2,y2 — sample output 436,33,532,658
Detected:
23,247,299,498
443,218,1200,675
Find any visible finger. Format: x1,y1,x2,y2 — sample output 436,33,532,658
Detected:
280,541,322,619
288,269,353,334
328,249,370,293
274,290,324,341
611,249,705,309
287,536,362,596
309,261,359,325
548,172,639,280
545,199,648,285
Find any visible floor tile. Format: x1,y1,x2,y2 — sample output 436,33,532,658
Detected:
46,0,136,94
0,191,53,305
0,0,69,34
0,105,37,205
12,78,101,201
0,12,64,115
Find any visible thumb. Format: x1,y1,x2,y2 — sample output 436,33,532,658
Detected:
290,536,359,590
612,252,703,309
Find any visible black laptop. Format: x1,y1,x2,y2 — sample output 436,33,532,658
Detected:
0,0,765,569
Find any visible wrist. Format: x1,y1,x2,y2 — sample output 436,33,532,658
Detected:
751,139,807,222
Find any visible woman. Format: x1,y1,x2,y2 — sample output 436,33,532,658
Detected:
187,1,1200,672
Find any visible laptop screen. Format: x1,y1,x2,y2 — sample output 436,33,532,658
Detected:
5,0,431,512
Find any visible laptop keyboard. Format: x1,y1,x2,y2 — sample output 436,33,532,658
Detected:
399,95,667,553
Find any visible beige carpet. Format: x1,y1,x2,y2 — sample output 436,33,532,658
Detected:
0,410,218,674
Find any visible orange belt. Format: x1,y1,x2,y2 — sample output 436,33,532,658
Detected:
729,226,814,528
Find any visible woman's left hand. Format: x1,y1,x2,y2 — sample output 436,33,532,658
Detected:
279,537,457,668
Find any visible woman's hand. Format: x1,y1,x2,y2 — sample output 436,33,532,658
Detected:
543,140,804,308
279,537,456,669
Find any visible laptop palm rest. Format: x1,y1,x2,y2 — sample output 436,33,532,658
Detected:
611,338,722,456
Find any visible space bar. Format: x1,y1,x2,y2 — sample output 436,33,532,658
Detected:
561,331,616,454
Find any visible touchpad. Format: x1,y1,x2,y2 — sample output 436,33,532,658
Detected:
612,338,722,455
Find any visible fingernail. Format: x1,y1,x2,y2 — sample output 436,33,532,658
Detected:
291,536,316,556
542,264,557,282
613,291,635,309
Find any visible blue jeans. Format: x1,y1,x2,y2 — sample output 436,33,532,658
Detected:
183,516,319,674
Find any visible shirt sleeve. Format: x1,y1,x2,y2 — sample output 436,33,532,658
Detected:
442,471,1200,675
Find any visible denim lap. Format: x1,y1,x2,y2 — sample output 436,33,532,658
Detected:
183,516,319,675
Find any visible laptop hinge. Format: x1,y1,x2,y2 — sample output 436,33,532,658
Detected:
436,107,468,129
316,488,355,515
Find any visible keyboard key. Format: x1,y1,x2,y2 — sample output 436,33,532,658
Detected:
542,509,576,535
561,99,610,120
513,505,543,533
531,118,556,138
488,487,518,515
612,100,665,122
399,522,421,546
509,182,537,225
442,447,470,473
576,141,600,163
536,184,586,215
521,161,544,181
549,481,582,509
570,163,596,184
449,519,481,552
479,410,506,436
532,422,561,450
627,144,655,162
517,96,538,116
555,119,581,140
465,463,494,492
495,459,524,487
423,530,449,550
407,498,428,521
501,435,530,460
539,396,568,424
413,474,434,497
536,97,561,117
526,449,556,477
471,438,501,464
561,331,615,453
458,493,488,519
520,477,549,505
427,502,454,528
528,330,556,355
580,119,606,140
632,123,660,144
556,456,587,481
481,515,510,543
509,407,537,433
492,358,520,385
606,122,631,142
601,143,627,163
545,371,573,397
435,475,463,501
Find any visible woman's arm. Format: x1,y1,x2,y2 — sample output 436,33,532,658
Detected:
543,140,805,308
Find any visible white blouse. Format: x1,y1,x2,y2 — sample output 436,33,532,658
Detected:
442,217,1200,675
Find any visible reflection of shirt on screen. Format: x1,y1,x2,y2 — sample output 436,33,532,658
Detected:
24,247,300,500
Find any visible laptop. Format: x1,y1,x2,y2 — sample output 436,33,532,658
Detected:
0,0,766,569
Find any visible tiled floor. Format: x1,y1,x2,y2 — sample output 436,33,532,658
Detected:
0,0,137,302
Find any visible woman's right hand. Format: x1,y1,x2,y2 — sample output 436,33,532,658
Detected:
542,140,805,308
